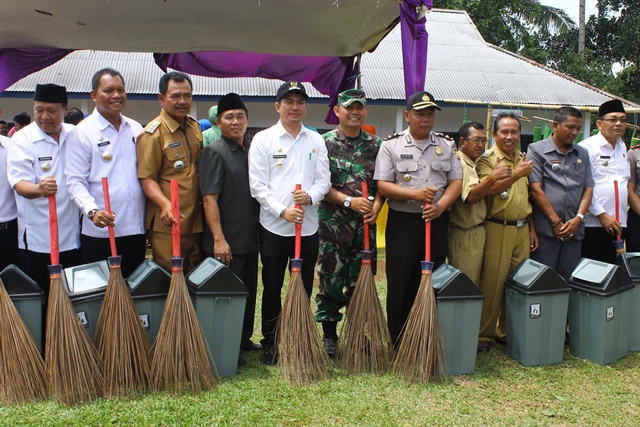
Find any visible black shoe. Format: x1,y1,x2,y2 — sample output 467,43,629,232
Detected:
241,341,263,352
324,337,338,359
238,351,247,366
494,337,507,346
261,347,278,365
477,340,492,353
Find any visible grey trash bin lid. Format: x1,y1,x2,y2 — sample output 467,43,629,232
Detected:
186,257,248,297
506,259,570,295
568,258,633,297
432,263,485,301
0,264,44,300
127,259,171,299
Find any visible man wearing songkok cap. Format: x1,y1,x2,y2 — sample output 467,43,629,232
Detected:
63,68,146,278
579,99,629,263
374,90,462,347
7,83,80,290
199,93,261,359
136,71,203,274
248,81,331,364
314,89,384,358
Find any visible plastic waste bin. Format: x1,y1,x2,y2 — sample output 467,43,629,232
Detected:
126,259,171,345
568,258,633,365
616,253,640,352
186,257,249,377
432,263,484,375
64,260,110,340
505,259,570,366
0,264,45,352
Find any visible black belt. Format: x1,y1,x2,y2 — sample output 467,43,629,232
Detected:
0,218,17,231
487,217,528,228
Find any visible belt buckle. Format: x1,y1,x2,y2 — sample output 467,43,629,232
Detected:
516,219,526,228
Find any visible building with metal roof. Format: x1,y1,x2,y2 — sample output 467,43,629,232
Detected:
2,9,637,139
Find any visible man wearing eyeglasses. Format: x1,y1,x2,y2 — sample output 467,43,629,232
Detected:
136,71,203,273
447,122,511,285
528,107,594,281
578,99,629,264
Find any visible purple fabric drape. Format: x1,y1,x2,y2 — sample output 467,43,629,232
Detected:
400,0,431,98
0,49,71,93
155,52,356,124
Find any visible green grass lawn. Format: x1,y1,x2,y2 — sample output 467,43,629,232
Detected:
1,251,638,426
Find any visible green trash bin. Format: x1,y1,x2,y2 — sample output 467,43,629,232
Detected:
505,259,570,366
616,253,640,352
568,258,633,365
432,263,484,375
64,260,110,341
126,259,171,345
186,257,248,378
0,264,45,352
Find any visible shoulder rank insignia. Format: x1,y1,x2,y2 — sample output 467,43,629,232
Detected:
384,132,401,141
480,151,492,158
435,132,454,142
144,120,161,133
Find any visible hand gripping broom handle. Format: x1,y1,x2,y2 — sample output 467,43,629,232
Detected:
171,180,181,258
294,184,302,260
362,182,370,251
101,177,117,257
48,195,59,265
614,180,621,241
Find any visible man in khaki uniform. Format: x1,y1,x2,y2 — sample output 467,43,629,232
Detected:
476,113,538,353
448,122,511,284
137,71,203,273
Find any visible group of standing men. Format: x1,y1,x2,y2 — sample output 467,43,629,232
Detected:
1,65,636,364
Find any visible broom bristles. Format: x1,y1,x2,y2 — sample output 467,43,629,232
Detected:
391,270,445,383
94,257,152,397
151,258,216,393
45,267,105,405
276,266,328,386
337,260,392,374
0,278,49,405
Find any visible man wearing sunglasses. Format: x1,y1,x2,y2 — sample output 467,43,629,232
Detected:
579,99,629,263
447,122,511,285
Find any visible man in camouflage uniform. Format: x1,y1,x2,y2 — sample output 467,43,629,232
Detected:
315,89,384,358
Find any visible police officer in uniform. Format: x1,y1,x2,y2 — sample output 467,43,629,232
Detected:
0,134,19,271
476,112,538,353
136,71,203,273
627,142,640,252
528,107,594,281
374,91,462,346
448,122,511,285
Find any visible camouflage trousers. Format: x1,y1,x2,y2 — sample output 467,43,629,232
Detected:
314,236,377,323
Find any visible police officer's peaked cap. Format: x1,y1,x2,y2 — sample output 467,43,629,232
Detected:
406,91,441,111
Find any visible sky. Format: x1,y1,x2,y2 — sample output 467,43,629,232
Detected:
538,0,599,25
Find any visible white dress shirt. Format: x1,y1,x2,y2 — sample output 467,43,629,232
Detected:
579,132,630,227
63,109,145,238
249,121,330,237
0,136,18,223
7,122,80,253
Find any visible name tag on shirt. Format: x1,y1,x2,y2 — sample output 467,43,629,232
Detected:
600,155,610,159
400,154,413,159
273,154,287,159
97,141,111,147
38,156,53,161
170,142,181,148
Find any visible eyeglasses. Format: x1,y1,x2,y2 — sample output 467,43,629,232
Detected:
465,137,488,144
600,117,627,124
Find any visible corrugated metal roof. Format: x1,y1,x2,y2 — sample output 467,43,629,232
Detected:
5,9,636,108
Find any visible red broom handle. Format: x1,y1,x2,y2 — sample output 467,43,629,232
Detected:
48,195,59,265
614,180,621,240
362,182,370,251
101,177,117,257
425,219,431,263
294,183,302,259
171,180,180,257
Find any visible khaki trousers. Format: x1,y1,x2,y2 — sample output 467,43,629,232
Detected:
447,225,485,285
148,230,202,275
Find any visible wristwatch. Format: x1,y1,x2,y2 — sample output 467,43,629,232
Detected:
87,209,98,219
343,196,352,208
576,213,585,223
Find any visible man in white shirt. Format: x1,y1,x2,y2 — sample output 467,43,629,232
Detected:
579,99,629,264
0,135,19,271
248,81,331,364
7,84,80,290
63,68,146,277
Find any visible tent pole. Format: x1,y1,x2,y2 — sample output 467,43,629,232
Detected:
356,53,362,90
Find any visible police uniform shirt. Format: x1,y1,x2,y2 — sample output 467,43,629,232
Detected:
63,109,145,238
528,136,594,239
199,136,259,255
374,129,462,213
7,122,80,252
449,150,486,229
627,146,640,198
0,136,18,223
579,132,630,227
136,109,203,234
248,120,331,237
477,144,532,221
